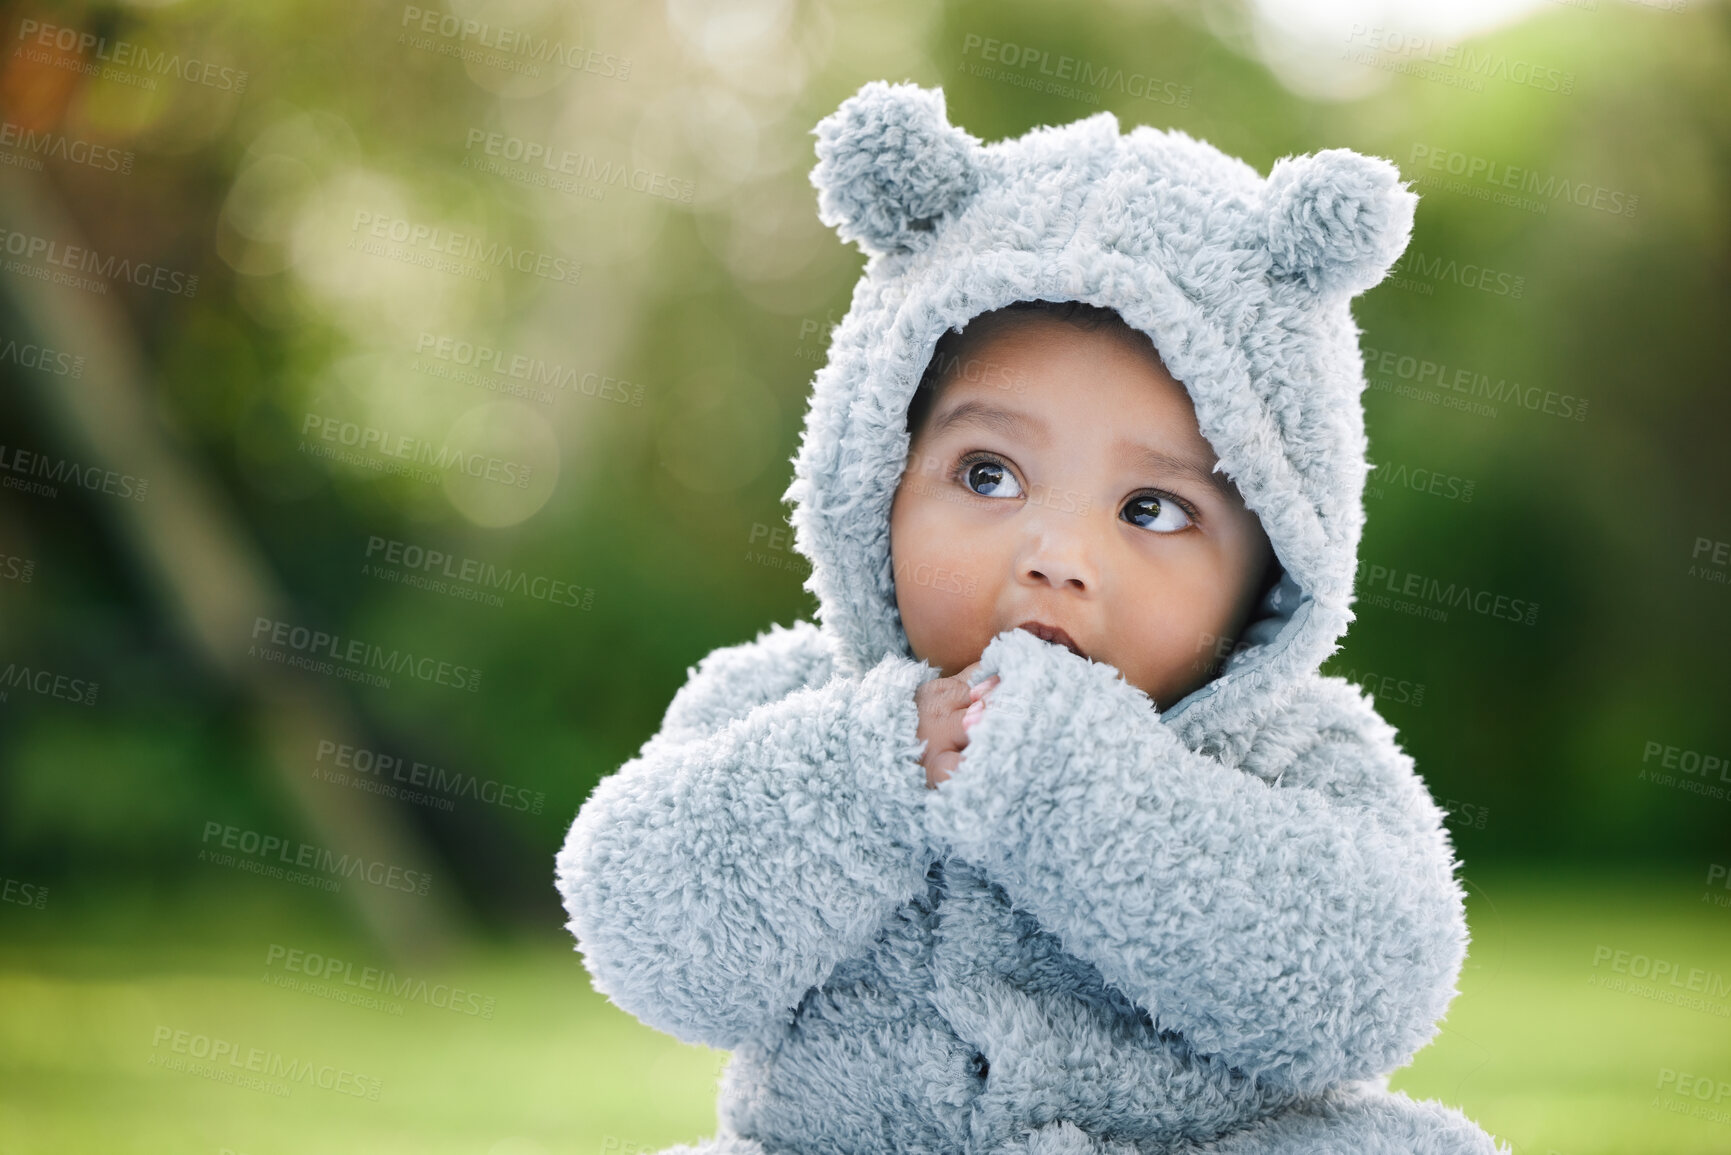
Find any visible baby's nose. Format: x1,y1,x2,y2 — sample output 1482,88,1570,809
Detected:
1019,531,1096,591
1026,565,1087,591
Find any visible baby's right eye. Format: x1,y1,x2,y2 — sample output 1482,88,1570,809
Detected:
959,455,1024,499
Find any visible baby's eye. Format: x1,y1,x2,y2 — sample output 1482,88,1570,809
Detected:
1123,493,1193,534
960,457,1024,499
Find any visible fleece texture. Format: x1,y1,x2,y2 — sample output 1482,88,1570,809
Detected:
557,81,1507,1155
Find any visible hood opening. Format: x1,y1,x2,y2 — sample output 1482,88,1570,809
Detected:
897,299,1317,723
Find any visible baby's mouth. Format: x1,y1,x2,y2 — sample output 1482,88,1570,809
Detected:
1015,620,1086,659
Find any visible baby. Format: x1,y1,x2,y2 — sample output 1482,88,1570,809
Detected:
894,298,1283,789
558,81,1508,1155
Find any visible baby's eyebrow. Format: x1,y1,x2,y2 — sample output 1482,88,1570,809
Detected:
1123,443,1241,504
929,399,1049,445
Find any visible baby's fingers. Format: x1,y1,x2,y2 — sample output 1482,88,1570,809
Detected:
968,673,1000,702
926,747,962,789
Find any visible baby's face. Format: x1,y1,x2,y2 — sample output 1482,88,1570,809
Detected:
889,317,1276,709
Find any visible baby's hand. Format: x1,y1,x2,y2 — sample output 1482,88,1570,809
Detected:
915,662,1000,789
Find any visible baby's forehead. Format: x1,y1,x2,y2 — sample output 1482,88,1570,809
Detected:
933,339,1219,462
933,312,1190,413
930,310,1160,394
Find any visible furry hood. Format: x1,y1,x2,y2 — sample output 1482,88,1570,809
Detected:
781,80,1417,737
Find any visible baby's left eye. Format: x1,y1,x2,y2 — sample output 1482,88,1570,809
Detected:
1123,494,1192,534
961,458,1024,499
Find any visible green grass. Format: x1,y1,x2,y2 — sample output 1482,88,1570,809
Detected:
1389,870,1731,1155
2,868,1728,1154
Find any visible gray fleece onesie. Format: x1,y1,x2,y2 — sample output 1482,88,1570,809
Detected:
557,81,1509,1155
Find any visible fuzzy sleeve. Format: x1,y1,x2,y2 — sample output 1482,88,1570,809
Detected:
555,620,939,1051
925,627,1467,1094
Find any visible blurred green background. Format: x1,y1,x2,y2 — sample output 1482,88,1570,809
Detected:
1,0,1728,1152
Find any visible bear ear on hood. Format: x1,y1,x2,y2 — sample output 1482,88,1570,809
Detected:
1261,147,1418,299
810,80,983,257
